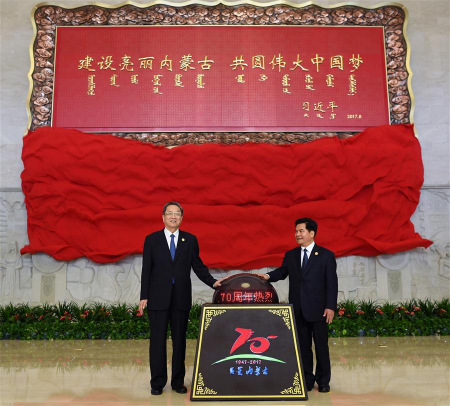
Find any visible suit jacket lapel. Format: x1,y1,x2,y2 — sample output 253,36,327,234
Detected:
293,246,302,276
302,244,320,279
173,230,187,263
157,229,173,263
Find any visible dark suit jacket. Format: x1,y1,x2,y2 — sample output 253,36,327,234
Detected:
268,244,338,322
140,229,216,311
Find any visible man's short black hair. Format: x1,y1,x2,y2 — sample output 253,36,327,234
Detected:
163,201,183,216
295,217,317,236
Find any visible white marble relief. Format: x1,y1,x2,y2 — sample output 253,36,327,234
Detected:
0,188,448,305
0,194,33,303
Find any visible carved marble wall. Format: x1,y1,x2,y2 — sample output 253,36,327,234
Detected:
0,192,33,303
0,188,448,305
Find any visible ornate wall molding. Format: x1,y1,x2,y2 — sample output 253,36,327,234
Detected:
28,1,412,146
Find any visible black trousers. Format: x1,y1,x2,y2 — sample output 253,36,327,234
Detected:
148,286,190,390
295,308,331,387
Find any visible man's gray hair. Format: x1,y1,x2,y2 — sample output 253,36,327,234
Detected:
163,201,183,216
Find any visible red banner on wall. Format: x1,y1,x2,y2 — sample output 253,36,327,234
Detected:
52,26,389,132
21,125,431,268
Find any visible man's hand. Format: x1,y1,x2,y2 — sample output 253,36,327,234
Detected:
323,308,335,324
138,299,148,316
256,273,269,281
213,277,228,288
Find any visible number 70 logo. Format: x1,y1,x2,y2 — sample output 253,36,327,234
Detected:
230,328,278,355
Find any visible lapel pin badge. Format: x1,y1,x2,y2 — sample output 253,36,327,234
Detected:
182,238,185,242
315,252,318,255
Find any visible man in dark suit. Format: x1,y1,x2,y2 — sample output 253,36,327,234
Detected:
259,218,338,393
138,202,222,395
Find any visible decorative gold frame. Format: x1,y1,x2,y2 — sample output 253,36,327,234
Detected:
28,1,412,145
191,304,306,400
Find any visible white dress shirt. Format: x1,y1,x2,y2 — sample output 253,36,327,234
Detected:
164,228,179,249
301,242,315,267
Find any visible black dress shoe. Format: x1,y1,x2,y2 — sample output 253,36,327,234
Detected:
318,385,330,393
151,388,163,395
172,385,188,394
307,385,314,392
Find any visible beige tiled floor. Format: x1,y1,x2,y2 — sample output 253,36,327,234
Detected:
0,337,448,405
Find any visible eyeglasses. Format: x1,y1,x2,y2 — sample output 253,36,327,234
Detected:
165,211,182,217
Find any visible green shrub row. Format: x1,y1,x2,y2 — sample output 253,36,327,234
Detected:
0,299,448,340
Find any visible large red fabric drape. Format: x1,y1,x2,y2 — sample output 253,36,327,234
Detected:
21,124,431,269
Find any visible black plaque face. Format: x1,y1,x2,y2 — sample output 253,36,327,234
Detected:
191,304,307,401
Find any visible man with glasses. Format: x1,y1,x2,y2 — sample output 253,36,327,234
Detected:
139,201,222,395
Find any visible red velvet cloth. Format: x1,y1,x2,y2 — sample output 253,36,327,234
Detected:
21,124,431,269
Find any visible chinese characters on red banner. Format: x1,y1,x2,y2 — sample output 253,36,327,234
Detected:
79,53,364,121
218,290,274,304
53,26,389,131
